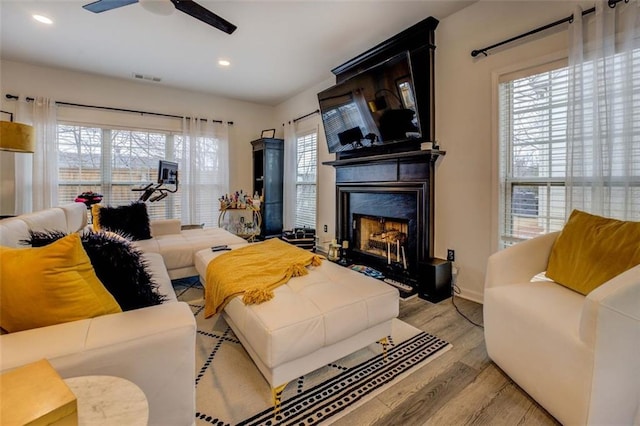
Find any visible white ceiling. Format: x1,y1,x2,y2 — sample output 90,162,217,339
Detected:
0,1,475,106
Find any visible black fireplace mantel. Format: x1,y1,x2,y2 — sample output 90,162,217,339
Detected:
323,148,445,167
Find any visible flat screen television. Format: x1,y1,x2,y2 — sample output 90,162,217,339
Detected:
318,51,421,154
158,160,178,185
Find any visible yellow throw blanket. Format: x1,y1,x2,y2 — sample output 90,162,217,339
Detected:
204,238,323,318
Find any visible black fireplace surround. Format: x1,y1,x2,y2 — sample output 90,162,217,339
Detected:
322,16,451,302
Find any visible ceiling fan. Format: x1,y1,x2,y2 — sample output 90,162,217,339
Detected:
82,0,237,34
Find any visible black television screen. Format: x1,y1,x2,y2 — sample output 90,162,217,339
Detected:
158,160,178,185
318,51,421,154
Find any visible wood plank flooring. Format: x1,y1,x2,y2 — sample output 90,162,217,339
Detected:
331,296,560,426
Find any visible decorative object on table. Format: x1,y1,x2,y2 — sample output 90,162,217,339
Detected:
74,191,103,207
0,110,35,153
260,128,276,138
219,189,260,210
281,227,316,251
1,359,78,425
327,240,341,261
337,239,349,265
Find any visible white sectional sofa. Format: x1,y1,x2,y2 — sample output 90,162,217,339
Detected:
135,218,247,279
0,203,199,426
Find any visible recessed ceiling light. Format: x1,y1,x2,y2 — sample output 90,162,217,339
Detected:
33,14,53,25
218,59,231,67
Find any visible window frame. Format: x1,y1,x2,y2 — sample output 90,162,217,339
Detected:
492,54,569,250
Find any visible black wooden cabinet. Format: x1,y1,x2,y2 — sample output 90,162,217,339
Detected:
251,138,284,239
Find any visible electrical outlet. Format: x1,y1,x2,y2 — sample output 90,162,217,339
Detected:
323,224,328,232
447,249,455,262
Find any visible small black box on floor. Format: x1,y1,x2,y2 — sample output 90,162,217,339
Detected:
418,258,452,303
281,228,316,251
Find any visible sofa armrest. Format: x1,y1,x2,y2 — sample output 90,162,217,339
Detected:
0,302,196,426
150,219,181,236
579,264,640,424
485,231,560,289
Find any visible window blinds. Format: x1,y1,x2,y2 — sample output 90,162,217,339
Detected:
498,64,570,246
295,130,317,229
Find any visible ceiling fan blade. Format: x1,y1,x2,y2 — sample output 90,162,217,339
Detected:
170,0,237,34
83,0,139,13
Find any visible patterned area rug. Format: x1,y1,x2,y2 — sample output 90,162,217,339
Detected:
177,285,451,426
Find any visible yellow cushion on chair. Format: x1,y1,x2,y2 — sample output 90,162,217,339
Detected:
0,233,122,332
546,209,640,295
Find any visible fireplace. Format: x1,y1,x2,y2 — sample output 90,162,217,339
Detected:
337,181,426,277
326,152,450,302
354,214,409,266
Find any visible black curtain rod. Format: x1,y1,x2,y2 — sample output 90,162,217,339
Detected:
4,94,234,125
470,0,626,58
282,109,320,126
293,109,319,123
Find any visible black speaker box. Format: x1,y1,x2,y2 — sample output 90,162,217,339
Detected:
418,258,452,303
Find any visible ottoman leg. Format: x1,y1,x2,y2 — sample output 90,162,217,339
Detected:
379,337,389,361
272,382,288,413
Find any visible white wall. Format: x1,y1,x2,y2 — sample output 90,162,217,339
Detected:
434,0,591,302
0,59,276,211
275,1,591,302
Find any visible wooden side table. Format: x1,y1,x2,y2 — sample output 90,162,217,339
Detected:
63,376,148,426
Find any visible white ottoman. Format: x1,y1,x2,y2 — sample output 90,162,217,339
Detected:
194,246,399,391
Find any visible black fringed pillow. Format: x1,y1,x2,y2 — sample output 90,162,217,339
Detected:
95,202,152,241
24,230,166,311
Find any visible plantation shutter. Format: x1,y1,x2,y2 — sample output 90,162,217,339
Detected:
295,130,317,229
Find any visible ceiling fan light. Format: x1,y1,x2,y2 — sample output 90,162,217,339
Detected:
139,0,174,16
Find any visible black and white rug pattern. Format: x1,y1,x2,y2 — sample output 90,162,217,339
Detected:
184,294,451,426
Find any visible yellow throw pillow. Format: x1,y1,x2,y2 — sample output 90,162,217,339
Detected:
546,210,640,295
0,233,122,332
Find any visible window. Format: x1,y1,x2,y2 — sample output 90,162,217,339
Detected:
499,51,640,249
295,129,317,228
498,63,569,247
57,123,219,225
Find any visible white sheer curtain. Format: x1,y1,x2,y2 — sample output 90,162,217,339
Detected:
566,0,640,219
283,121,297,229
14,96,58,213
179,117,229,227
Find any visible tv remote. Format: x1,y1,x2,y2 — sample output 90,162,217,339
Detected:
211,245,230,252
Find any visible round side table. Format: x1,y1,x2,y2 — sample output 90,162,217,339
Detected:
64,376,148,426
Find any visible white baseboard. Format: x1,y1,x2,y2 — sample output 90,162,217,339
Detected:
454,287,484,305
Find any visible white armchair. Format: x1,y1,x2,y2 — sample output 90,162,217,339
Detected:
484,232,640,425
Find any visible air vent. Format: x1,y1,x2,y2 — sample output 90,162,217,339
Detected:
132,73,162,83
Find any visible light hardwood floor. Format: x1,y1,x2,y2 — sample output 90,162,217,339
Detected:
332,295,560,426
